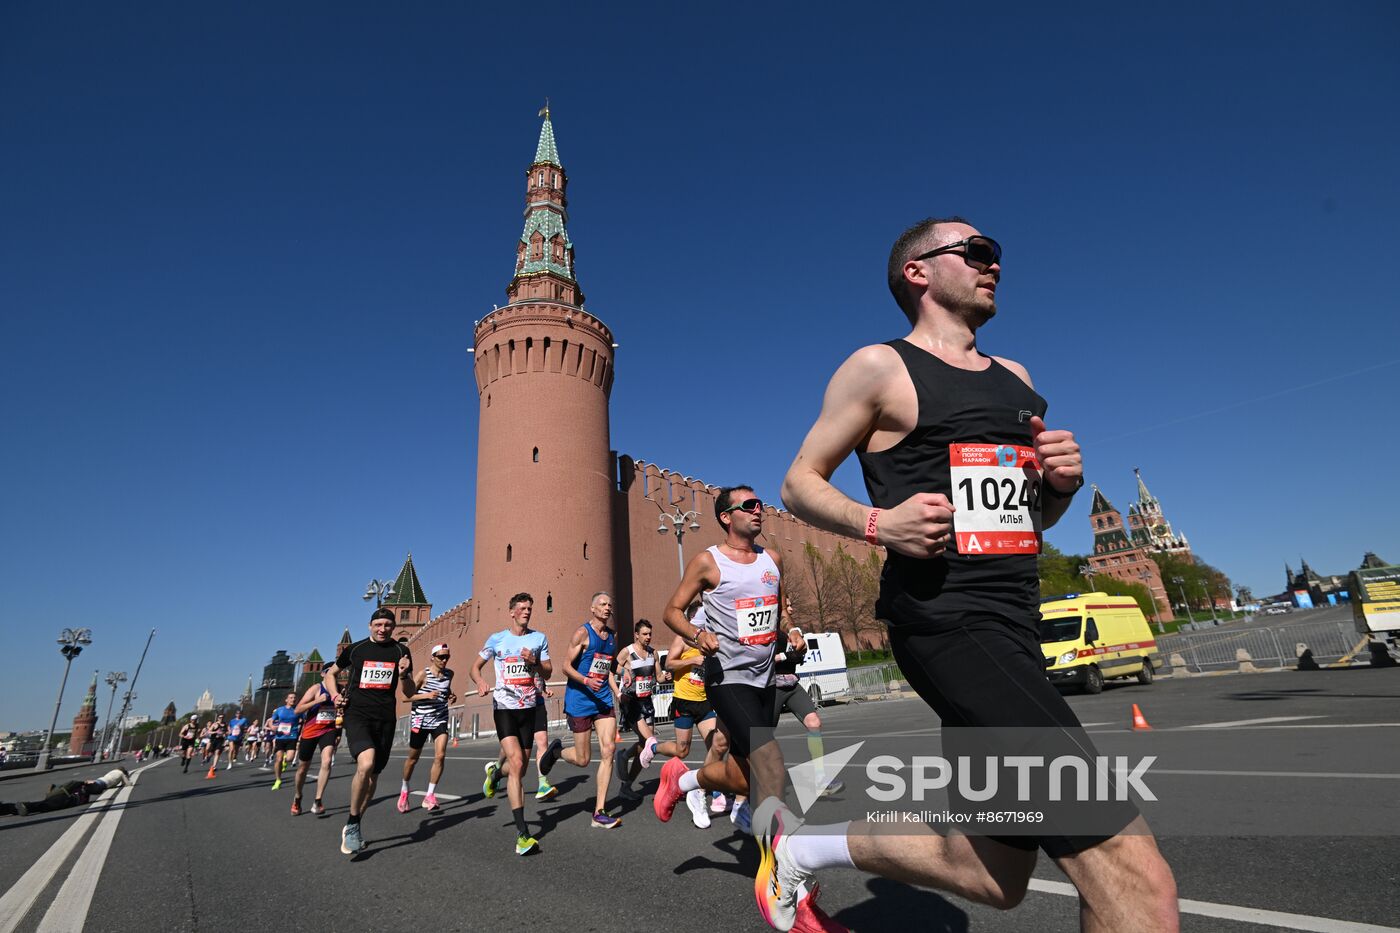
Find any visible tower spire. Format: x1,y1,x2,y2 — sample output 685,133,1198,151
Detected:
508,108,581,305
534,100,560,166
1134,467,1156,505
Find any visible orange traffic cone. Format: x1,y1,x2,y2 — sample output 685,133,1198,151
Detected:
1130,704,1152,731
206,766,217,779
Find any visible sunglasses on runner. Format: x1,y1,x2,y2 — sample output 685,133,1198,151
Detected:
913,235,1002,272
721,497,764,515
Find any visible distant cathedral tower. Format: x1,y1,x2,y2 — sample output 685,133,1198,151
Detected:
1126,468,1191,559
69,671,98,756
470,106,616,644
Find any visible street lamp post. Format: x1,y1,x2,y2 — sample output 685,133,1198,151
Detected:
260,677,277,722
363,578,396,607
36,628,93,770
656,505,703,577
100,671,127,759
1138,569,1164,633
1200,581,1220,623
1077,564,1097,590
1172,576,1191,625
111,628,156,761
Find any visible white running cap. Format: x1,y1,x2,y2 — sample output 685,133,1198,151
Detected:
430,643,450,655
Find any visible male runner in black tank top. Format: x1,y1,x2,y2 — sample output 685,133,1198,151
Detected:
776,218,1178,933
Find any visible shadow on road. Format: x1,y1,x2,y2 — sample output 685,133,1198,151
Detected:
833,877,970,932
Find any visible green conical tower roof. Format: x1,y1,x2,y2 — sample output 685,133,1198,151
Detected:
384,553,428,605
534,103,561,166
306,647,323,663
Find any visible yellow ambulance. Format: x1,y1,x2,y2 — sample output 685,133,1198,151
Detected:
1039,592,1160,693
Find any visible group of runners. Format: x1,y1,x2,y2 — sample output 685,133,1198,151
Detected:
183,218,1182,932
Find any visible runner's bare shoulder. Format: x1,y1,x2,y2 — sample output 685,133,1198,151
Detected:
991,355,1034,389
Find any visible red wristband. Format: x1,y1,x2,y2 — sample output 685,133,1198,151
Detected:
865,508,881,546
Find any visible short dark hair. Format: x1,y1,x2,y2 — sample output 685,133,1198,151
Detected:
370,607,395,623
714,485,755,531
509,592,534,609
635,618,653,632
887,216,973,320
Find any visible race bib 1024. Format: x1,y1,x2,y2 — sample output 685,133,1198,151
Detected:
949,444,1043,555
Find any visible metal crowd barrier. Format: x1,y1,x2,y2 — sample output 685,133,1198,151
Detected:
1156,618,1365,674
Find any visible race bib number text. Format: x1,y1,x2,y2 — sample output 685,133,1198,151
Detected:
359,660,395,689
735,595,780,646
949,443,1043,555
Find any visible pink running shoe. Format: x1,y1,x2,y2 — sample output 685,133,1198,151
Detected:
396,790,411,813
792,884,848,933
711,791,728,814
653,756,687,822
422,792,440,812
638,736,659,769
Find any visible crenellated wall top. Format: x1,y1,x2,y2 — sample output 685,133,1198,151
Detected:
474,301,614,346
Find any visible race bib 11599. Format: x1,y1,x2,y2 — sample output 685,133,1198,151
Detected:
359,660,395,689
949,443,1043,555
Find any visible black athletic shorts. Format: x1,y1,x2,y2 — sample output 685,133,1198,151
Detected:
708,683,777,759
670,697,714,730
180,738,194,751
208,737,225,752
273,738,297,752
493,706,536,751
775,681,817,722
532,703,548,736
343,715,395,774
619,694,655,732
296,730,337,762
408,722,449,750
889,614,1140,858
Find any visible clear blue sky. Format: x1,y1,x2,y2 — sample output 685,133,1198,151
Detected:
3,3,1396,730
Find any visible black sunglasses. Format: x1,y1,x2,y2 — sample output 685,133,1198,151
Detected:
913,236,1002,271
721,497,764,515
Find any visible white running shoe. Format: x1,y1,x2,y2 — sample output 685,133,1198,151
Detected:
686,788,712,829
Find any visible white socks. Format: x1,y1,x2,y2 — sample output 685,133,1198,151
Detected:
401,780,411,793
678,769,701,794
427,782,437,794
788,821,855,872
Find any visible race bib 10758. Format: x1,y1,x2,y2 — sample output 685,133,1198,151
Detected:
949,443,1043,555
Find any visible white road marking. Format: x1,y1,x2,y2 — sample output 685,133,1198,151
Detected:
0,760,164,933
0,792,116,933
410,790,464,801
35,762,161,933
1179,716,1326,729
1028,879,1399,932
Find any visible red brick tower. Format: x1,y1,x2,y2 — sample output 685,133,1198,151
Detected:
470,105,616,649
1086,485,1172,622
69,671,98,757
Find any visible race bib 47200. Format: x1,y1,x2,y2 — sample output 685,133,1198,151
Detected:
949,444,1043,555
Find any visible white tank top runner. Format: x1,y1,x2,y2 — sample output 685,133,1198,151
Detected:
701,545,781,689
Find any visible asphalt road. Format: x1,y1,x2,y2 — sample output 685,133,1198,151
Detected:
2,666,1397,932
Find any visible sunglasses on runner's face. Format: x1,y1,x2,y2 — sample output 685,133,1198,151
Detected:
722,497,763,515
913,236,1002,272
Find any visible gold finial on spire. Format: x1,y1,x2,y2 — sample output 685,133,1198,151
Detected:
538,98,551,119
